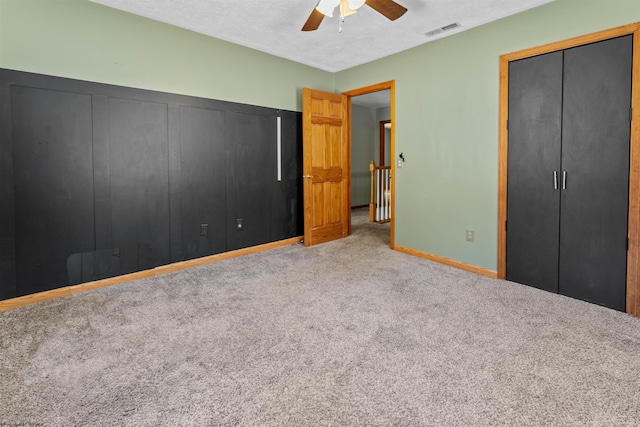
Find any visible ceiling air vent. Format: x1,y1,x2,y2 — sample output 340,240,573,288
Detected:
425,22,461,37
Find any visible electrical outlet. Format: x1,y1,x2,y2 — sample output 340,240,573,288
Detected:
236,218,243,230
200,223,208,237
466,230,474,242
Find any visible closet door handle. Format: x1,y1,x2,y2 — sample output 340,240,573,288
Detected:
562,171,567,190
553,171,558,190
276,116,282,182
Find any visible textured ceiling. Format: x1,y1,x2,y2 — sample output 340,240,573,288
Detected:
89,0,555,73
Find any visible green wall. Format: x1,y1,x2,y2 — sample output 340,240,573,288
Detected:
351,104,376,207
0,0,333,111
335,0,640,271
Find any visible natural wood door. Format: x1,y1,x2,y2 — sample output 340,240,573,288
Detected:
302,88,349,246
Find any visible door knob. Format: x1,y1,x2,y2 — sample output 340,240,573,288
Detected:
303,174,314,179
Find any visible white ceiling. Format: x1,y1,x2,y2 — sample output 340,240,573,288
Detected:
89,0,555,73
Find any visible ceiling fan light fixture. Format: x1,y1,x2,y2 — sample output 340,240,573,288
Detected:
347,0,366,9
303,0,407,32
340,0,358,17
315,0,340,17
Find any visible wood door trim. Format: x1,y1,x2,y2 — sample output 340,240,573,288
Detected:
498,22,640,317
346,98,353,235
343,80,395,248
629,28,640,317
501,22,640,63
343,81,395,97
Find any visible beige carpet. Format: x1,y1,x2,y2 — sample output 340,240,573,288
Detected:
0,209,639,426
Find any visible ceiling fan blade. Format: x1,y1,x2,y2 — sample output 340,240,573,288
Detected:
365,0,407,21
302,8,325,31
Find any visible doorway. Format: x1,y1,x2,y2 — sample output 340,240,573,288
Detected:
343,81,395,248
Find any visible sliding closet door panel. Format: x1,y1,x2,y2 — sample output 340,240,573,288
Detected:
0,239,15,299
559,36,633,311
506,52,563,293
108,98,170,268
11,86,95,295
179,106,227,260
271,112,303,241
226,111,275,250
92,95,112,251
0,68,306,301
0,78,16,299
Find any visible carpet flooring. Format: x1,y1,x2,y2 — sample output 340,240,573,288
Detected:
1,209,639,426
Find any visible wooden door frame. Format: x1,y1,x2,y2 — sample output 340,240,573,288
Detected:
497,22,640,317
343,81,395,248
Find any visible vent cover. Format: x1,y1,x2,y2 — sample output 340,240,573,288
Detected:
425,22,461,37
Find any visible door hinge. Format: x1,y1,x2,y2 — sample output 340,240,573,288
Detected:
505,220,508,231
506,119,509,131
631,107,633,122
627,238,629,251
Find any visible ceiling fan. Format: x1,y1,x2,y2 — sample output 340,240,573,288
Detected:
302,0,408,31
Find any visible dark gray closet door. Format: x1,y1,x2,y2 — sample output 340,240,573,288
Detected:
559,36,633,311
179,106,227,260
0,76,16,299
270,112,303,241
226,111,276,250
108,98,170,268
11,86,95,295
506,51,564,293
